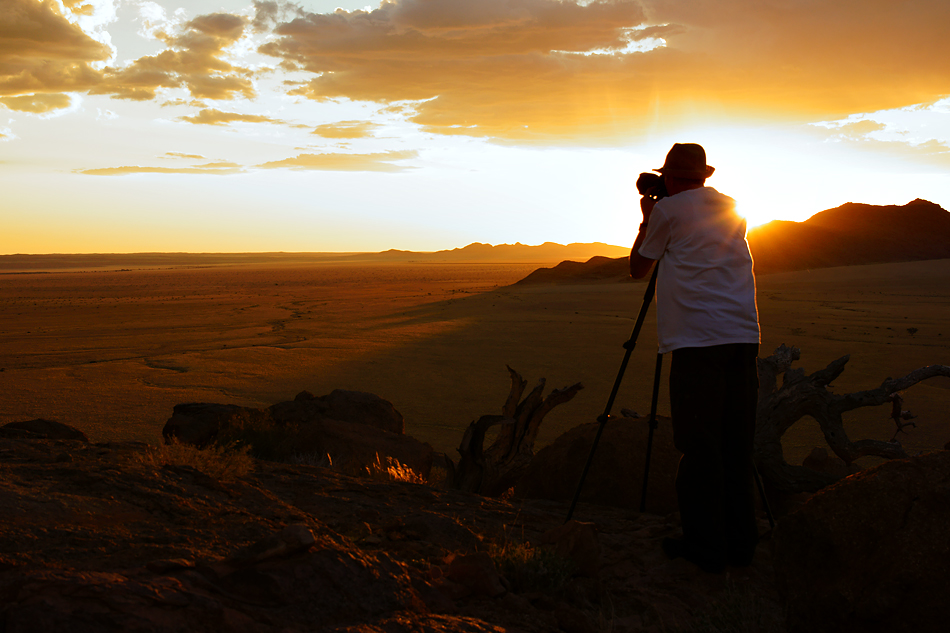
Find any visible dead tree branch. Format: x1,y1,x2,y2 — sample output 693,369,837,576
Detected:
452,366,583,496
755,344,950,493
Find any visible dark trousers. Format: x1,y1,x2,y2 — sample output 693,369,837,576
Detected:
669,343,759,566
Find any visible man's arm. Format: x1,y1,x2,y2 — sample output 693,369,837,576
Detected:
630,196,657,279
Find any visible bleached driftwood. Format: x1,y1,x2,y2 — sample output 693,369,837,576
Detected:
451,366,583,496
755,344,950,493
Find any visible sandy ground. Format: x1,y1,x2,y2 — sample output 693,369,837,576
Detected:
1,259,948,466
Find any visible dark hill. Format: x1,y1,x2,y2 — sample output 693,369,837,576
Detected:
516,199,950,284
749,199,950,273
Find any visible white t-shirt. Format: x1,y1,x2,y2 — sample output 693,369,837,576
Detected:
638,186,760,354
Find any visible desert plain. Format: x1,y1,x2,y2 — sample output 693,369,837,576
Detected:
1,254,948,468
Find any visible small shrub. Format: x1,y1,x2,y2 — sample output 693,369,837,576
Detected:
490,540,575,594
426,461,451,489
137,439,254,481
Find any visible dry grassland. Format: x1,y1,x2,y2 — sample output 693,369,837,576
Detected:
1,258,948,467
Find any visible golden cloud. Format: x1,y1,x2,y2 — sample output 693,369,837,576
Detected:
255,0,950,141
0,92,72,113
311,120,379,138
163,152,206,159
256,150,418,172
92,13,255,101
1,3,255,102
4,0,949,146
62,0,95,17
179,108,283,126
0,0,111,96
79,161,243,176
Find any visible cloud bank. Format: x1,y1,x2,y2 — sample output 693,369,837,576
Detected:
2,0,949,142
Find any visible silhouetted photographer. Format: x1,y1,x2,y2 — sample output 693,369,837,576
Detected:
629,143,761,574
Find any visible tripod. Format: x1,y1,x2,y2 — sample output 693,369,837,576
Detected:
566,264,660,522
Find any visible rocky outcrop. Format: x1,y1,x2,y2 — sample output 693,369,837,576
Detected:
0,419,89,442
162,391,430,479
271,389,405,435
163,403,269,447
772,449,950,633
514,415,680,515
0,435,786,632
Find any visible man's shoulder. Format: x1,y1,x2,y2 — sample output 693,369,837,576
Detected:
656,186,734,211
697,186,734,203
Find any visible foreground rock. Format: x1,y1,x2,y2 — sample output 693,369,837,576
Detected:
515,415,680,516
163,390,431,478
0,436,783,632
773,449,950,633
0,419,89,442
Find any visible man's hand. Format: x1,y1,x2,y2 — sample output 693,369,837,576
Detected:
630,195,657,279
640,195,657,224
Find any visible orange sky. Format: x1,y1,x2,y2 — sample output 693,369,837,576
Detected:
2,0,949,253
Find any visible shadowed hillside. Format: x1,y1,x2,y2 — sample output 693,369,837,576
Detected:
517,199,950,284
749,199,950,273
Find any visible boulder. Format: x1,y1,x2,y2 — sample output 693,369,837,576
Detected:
164,393,426,479
772,449,950,633
0,419,89,442
162,403,271,447
270,389,405,435
514,416,680,515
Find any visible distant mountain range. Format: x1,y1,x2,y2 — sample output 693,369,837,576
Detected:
517,199,950,284
4,200,947,276
370,242,629,263
0,242,629,273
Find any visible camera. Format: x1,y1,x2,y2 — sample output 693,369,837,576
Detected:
636,172,667,200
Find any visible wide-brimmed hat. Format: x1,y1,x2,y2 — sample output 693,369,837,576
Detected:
655,143,715,179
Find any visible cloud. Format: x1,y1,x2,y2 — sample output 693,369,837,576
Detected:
62,0,96,17
830,120,888,139
5,0,950,146
256,150,418,172
0,93,73,113
311,120,379,138
79,161,244,175
0,0,112,96
92,13,255,101
1,2,256,102
251,1,303,34
178,108,283,125
253,0,950,142
163,152,207,159
0,126,14,141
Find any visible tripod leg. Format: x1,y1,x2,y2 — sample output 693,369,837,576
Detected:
639,352,663,512
752,463,775,529
565,266,660,523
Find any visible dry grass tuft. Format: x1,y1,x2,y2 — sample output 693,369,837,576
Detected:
489,539,575,594
136,439,255,481
362,452,427,484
